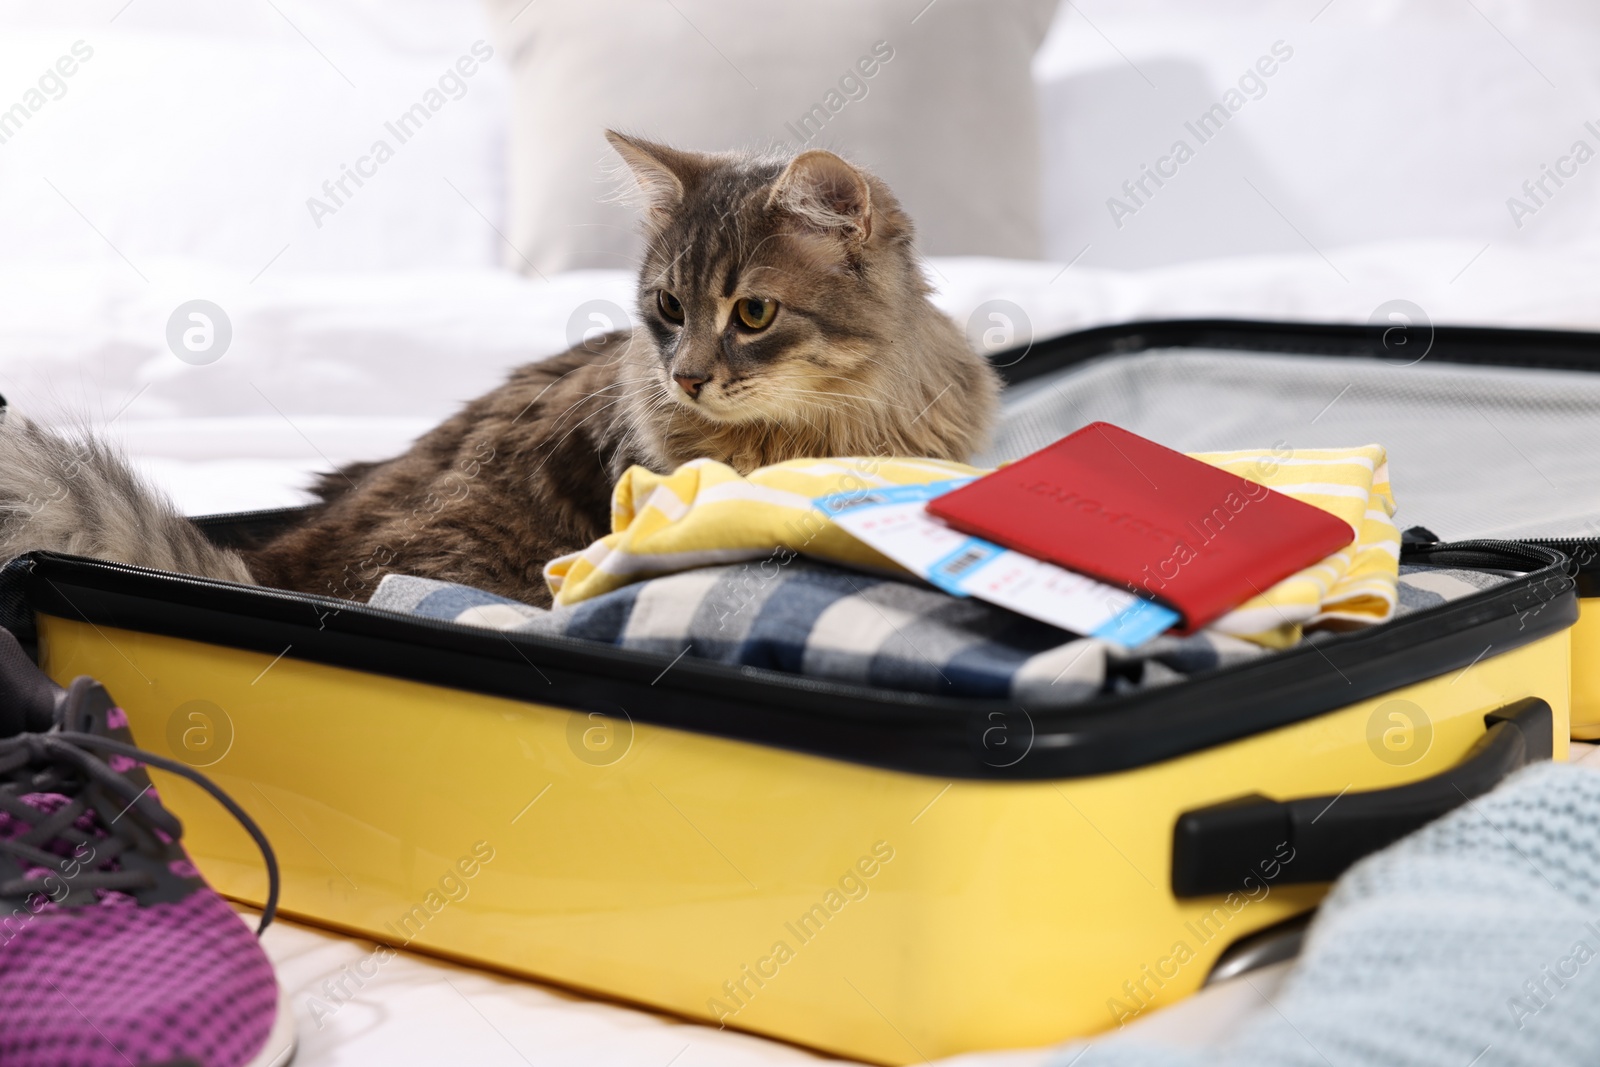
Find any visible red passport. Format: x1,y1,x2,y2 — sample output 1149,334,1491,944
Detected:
926,423,1355,631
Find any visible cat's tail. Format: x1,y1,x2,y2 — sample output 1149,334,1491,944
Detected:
0,411,255,584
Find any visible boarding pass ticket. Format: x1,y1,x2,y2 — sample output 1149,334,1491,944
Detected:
814,479,1177,649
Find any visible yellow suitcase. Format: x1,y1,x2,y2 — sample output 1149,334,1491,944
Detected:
14,317,1595,1063
20,540,1572,1063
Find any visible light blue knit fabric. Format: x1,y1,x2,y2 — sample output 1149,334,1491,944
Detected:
1049,763,1600,1067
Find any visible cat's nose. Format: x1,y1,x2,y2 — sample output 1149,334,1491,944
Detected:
673,373,709,398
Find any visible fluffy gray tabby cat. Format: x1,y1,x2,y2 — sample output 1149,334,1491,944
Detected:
0,133,999,607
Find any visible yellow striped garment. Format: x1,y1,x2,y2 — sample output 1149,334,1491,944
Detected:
545,446,1398,648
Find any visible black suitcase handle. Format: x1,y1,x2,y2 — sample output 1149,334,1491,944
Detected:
1170,697,1552,897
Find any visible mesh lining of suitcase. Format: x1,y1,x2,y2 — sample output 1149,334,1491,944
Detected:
983,349,1600,541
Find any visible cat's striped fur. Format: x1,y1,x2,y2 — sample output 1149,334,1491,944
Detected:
0,133,999,607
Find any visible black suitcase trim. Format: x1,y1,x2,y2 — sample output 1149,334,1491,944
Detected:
996,317,1600,384
22,540,1574,781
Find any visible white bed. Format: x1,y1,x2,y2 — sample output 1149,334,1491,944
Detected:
12,240,1600,522
3,0,1599,1062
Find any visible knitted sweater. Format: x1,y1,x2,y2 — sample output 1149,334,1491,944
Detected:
1049,763,1600,1067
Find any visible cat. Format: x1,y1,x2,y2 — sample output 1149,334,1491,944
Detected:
0,132,1000,608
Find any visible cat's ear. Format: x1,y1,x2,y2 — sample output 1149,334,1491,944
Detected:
606,130,705,222
767,150,873,244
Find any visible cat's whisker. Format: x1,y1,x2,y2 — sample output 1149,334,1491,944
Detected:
529,392,641,475
787,382,917,412
777,390,902,426
796,375,921,409
508,359,606,425
546,376,668,434
780,380,914,407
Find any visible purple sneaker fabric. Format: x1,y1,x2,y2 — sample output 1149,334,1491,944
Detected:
0,671,284,1067
0,890,279,1067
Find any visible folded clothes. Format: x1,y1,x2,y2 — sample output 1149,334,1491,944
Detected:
370,562,1499,706
545,447,1399,648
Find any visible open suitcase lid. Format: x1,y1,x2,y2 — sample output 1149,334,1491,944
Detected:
13,317,1583,780
981,317,1600,593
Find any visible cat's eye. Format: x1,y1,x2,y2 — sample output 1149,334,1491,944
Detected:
657,290,684,323
735,297,778,331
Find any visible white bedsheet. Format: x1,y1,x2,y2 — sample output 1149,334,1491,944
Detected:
5,242,1596,516
251,916,1287,1067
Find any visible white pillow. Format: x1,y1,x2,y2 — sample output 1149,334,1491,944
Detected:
0,2,508,275
1031,0,1600,268
484,0,1058,276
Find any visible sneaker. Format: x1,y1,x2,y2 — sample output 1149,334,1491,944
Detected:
0,631,292,1067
